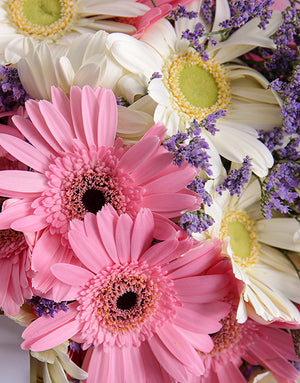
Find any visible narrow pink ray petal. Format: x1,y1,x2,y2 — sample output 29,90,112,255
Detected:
96,207,119,263
0,170,46,196
152,213,183,240
248,340,300,379
141,122,166,142
142,193,199,217
28,319,81,352
96,87,118,148
39,100,75,152
9,263,23,307
174,274,228,303
21,302,78,349
86,346,110,383
216,362,247,383
0,134,49,173
50,87,74,131
51,263,94,286
174,325,214,353
108,347,125,383
148,334,189,382
174,306,223,334
68,226,113,273
115,213,133,264
261,327,299,360
130,152,173,185
25,100,64,154
139,341,169,383
130,208,154,261
166,240,222,278
183,301,231,322
11,214,48,232
81,86,99,148
118,135,161,173
145,166,197,194
122,346,146,383
0,260,11,305
69,86,88,146
0,199,33,229
12,114,56,158
139,238,179,265
156,323,204,376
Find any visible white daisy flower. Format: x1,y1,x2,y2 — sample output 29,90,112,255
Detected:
193,177,300,324
0,0,149,64
30,342,88,383
108,0,283,177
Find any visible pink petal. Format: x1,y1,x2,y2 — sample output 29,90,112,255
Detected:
51,263,94,286
148,334,189,382
145,166,197,194
174,306,223,334
156,323,204,376
166,239,222,278
21,303,78,350
50,87,74,129
174,274,229,303
69,86,88,145
96,87,118,147
174,325,214,353
12,114,56,158
11,214,48,232
115,213,133,264
122,347,146,383
39,100,75,152
142,192,199,218
216,362,247,383
0,170,46,197
139,341,169,383
261,327,298,360
0,134,49,173
86,346,122,383
25,100,63,154
130,208,154,261
152,213,182,240
141,122,166,142
69,218,114,273
81,86,99,148
118,135,161,173
96,206,119,263
0,260,12,306
131,152,173,185
139,238,179,265
0,199,33,230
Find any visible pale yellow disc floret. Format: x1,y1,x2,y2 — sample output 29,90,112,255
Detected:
7,0,77,40
162,50,231,123
220,211,260,269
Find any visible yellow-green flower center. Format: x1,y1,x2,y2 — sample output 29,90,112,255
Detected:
178,66,218,108
162,50,231,123
220,211,259,268
8,0,77,39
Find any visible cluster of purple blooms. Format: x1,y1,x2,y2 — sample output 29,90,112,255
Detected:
169,4,198,20
28,296,69,318
0,65,28,112
179,210,215,236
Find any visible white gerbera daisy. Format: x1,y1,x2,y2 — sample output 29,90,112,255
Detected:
0,0,149,63
108,0,283,177
193,177,300,324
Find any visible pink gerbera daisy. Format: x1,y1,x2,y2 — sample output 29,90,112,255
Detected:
189,298,300,383
22,206,230,383
0,85,199,296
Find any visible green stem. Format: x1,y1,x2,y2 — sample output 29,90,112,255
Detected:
282,250,300,279
150,0,158,6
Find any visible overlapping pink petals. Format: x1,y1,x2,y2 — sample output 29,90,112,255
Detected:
22,206,230,383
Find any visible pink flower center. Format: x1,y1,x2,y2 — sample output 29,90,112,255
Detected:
76,262,180,348
33,140,143,241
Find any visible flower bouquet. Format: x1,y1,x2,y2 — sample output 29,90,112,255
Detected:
0,0,299,382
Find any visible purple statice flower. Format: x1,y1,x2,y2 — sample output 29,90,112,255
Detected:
28,296,68,318
169,5,198,21
257,126,284,153
200,0,215,24
187,178,213,206
164,131,213,175
69,341,82,353
149,72,162,81
116,96,129,107
216,156,252,197
202,110,227,135
220,0,274,30
261,162,300,219
179,210,215,235
270,65,300,135
181,23,210,61
0,65,28,112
